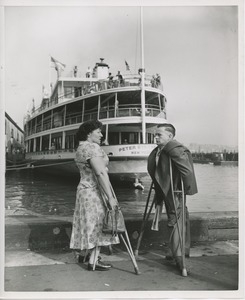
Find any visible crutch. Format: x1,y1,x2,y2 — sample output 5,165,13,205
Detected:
119,230,140,275
109,184,140,275
134,181,155,257
169,158,187,277
181,179,187,275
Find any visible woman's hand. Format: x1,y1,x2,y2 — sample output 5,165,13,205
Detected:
108,196,118,209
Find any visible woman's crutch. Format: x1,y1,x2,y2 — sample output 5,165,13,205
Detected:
110,184,140,275
134,181,155,257
119,230,140,275
169,159,187,277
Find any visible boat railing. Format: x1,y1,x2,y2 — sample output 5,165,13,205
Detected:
56,74,162,100
27,73,163,119
28,148,76,155
26,104,166,136
67,104,165,124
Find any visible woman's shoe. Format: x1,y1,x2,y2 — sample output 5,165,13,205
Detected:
88,261,112,271
78,254,101,263
97,260,112,268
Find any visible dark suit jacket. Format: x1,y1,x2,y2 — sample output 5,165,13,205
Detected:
147,140,198,205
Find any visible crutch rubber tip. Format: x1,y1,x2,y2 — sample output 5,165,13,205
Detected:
182,268,188,277
134,267,141,275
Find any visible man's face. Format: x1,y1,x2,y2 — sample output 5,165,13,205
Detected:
154,127,172,147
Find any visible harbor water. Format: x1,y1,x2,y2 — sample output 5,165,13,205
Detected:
5,164,238,217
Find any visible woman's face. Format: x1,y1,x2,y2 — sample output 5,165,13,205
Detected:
88,128,103,145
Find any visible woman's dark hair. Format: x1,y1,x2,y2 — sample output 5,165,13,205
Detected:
76,120,103,143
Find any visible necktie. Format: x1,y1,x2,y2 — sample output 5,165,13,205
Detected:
155,147,162,166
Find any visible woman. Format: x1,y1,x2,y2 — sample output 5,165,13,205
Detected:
70,120,119,271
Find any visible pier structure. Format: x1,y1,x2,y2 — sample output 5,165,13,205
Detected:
4,208,239,293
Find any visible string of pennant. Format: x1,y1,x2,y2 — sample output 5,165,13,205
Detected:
50,56,131,72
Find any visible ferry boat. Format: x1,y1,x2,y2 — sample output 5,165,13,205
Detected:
24,8,167,184
24,58,167,183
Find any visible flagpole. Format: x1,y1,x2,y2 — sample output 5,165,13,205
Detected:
49,54,51,99
140,6,146,144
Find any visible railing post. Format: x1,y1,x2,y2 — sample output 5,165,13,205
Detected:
98,95,101,119
63,105,66,126
115,93,118,117
62,131,65,149
35,117,37,134
49,134,52,150
51,110,53,129
82,100,85,123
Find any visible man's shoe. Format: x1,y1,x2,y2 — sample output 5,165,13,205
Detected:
165,255,174,261
166,252,190,260
87,261,112,271
175,256,190,275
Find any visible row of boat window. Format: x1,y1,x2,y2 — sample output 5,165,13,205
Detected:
27,132,155,152
25,105,166,136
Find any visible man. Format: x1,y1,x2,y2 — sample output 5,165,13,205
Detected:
116,71,124,86
147,123,198,274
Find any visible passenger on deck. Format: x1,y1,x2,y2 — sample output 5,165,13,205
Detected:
151,75,156,88
107,73,114,88
73,66,78,77
155,73,161,88
116,71,124,86
86,67,91,78
50,143,56,150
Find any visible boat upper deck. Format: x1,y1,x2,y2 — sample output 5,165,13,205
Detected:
27,73,164,121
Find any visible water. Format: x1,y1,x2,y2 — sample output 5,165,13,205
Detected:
5,164,238,216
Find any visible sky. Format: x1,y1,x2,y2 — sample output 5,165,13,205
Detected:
3,3,240,147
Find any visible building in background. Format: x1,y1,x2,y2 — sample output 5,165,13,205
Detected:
5,112,25,164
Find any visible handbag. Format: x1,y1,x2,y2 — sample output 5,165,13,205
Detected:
101,183,126,236
102,205,125,235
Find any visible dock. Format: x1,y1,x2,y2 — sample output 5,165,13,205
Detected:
4,208,240,294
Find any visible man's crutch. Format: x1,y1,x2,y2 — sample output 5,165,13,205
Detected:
169,159,188,277
134,181,155,257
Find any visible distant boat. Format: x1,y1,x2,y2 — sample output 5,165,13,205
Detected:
212,152,238,166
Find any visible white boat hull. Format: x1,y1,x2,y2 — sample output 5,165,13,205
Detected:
25,144,156,182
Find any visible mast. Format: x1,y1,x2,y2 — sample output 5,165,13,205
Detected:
140,7,146,144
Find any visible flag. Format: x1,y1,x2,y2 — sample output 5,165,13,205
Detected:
51,56,66,71
125,60,130,71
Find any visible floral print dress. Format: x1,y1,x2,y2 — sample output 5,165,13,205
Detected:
70,141,120,250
